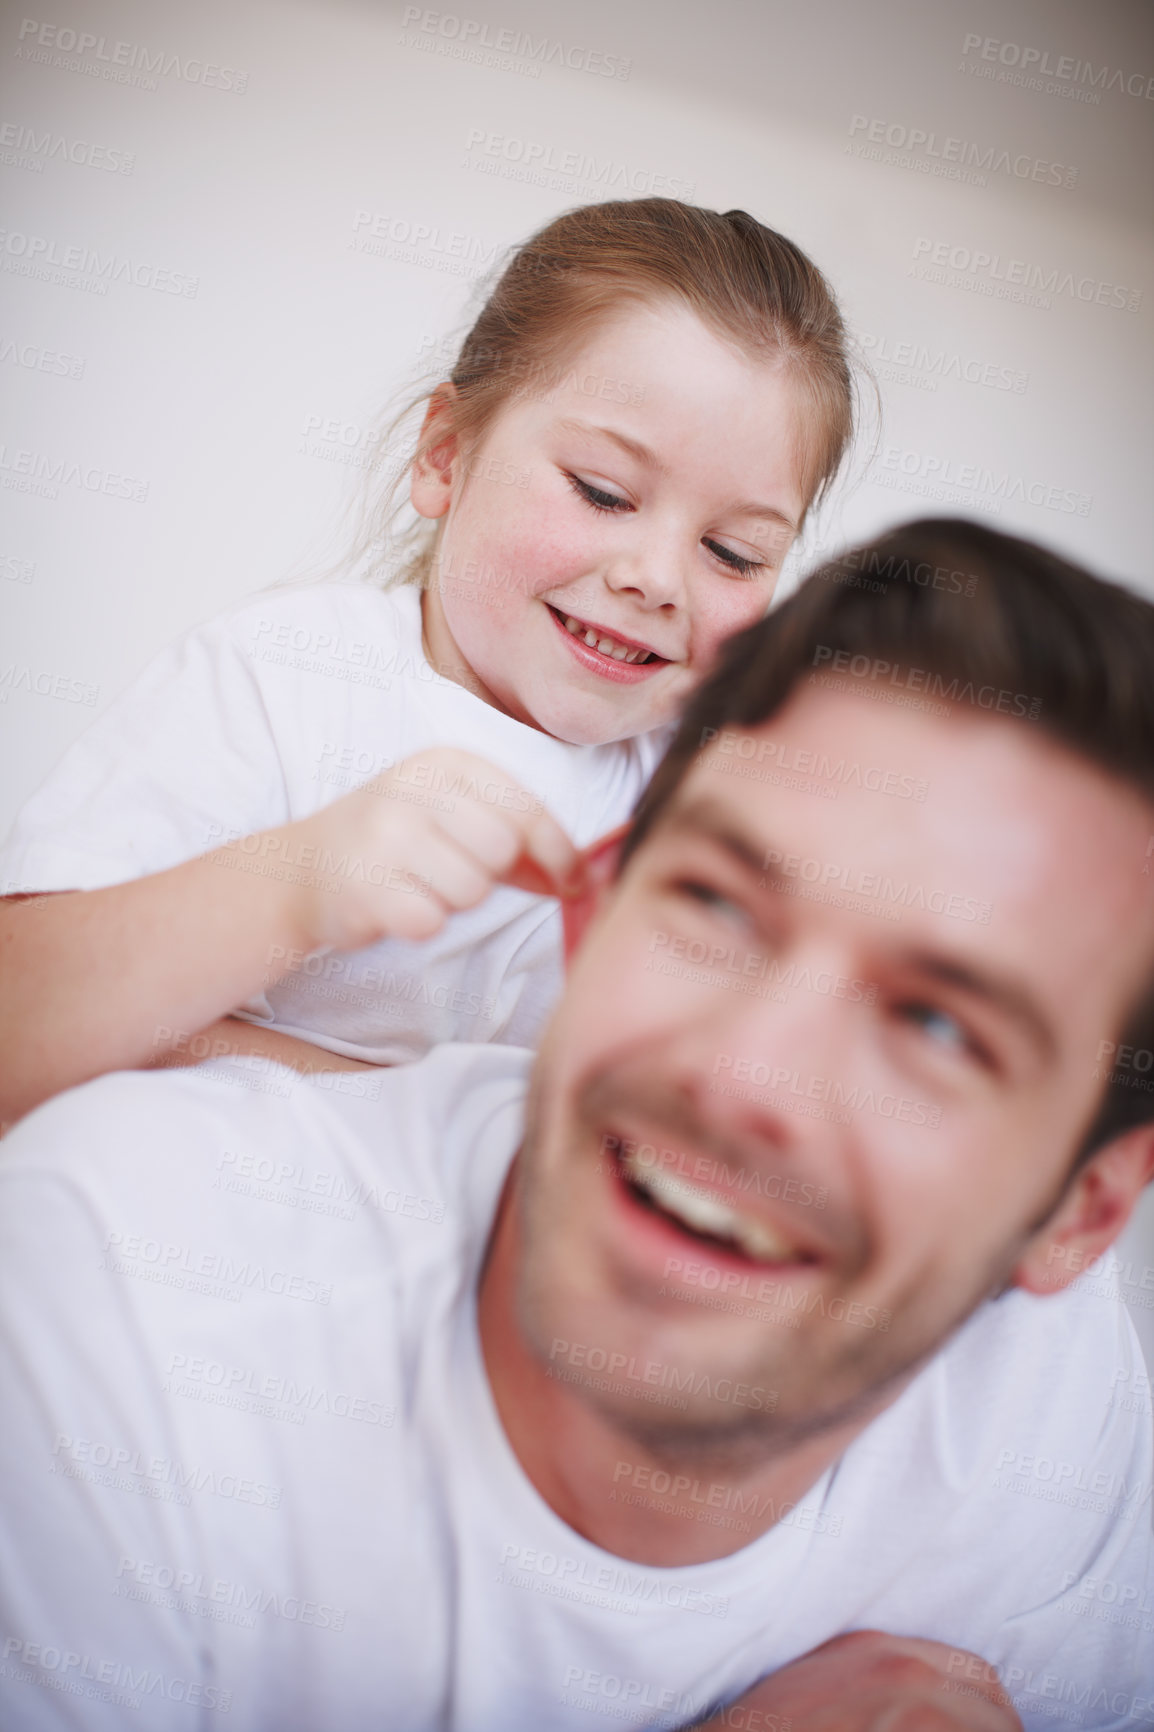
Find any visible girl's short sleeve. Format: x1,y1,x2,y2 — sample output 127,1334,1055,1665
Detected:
0,611,292,894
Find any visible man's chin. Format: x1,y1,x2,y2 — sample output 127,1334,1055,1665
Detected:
515,1066,1027,1473
597,1390,883,1477
517,1258,973,1477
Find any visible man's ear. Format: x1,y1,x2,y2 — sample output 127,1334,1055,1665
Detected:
562,824,631,963
1012,1121,1154,1296
410,385,460,520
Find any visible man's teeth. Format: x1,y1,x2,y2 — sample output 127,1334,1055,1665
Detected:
621,1152,799,1263
562,613,651,664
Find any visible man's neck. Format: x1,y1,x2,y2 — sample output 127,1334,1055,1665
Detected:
477,1165,886,1568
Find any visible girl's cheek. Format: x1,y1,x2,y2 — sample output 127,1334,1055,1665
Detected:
684,622,743,680
477,500,571,593
725,584,777,635
688,587,770,666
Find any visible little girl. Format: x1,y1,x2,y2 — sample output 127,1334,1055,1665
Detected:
0,198,856,1123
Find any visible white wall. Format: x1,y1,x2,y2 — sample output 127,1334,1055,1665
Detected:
2,0,1153,1354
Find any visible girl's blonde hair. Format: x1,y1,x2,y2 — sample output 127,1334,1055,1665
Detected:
349,198,857,588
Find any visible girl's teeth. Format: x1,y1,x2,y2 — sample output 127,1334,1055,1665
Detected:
561,613,649,664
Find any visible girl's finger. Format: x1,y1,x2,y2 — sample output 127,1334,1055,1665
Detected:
518,807,582,895
368,827,496,914
428,799,531,878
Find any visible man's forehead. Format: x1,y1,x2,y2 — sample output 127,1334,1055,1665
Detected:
656,686,1154,986
680,683,1132,827
692,684,986,791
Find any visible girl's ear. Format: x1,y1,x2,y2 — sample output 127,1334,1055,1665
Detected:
410,385,460,520
562,824,631,963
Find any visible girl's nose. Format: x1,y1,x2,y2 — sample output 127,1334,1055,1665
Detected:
603,544,687,612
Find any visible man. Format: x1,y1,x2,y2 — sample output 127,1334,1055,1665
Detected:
1,519,1152,1731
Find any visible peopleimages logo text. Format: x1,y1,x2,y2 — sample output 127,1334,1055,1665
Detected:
961,34,1154,100
15,18,248,90
848,115,1077,188
911,238,1140,313
400,6,630,78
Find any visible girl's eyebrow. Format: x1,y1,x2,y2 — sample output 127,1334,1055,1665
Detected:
555,416,798,534
556,417,669,475
729,501,798,534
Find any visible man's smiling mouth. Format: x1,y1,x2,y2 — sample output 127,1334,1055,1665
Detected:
615,1142,816,1266
546,604,667,666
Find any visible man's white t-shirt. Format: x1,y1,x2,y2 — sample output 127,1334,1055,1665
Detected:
0,1048,1150,1732
0,582,668,1061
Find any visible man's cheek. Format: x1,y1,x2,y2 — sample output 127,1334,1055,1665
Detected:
593,945,667,1017
882,1171,998,1305
573,920,671,1026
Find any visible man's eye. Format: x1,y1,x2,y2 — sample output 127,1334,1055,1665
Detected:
899,1002,975,1058
568,475,630,513
702,537,764,579
677,880,749,926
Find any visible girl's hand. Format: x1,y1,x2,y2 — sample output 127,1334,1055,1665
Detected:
243,748,583,957
694,1631,1022,1732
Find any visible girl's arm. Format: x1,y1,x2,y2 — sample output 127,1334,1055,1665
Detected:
693,1630,1020,1731
0,853,310,1126
0,749,580,1128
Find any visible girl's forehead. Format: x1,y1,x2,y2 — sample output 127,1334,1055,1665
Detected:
499,302,805,453
473,299,812,520
562,296,770,375
559,337,808,513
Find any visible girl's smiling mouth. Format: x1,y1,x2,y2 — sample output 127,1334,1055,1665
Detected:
545,603,672,682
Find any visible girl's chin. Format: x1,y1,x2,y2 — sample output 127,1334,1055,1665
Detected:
515,681,678,746
526,704,671,748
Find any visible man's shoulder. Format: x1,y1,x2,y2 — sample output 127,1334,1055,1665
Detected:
947,1276,1143,1407
1,1061,317,1185
881,1277,1151,1494
0,1044,533,1222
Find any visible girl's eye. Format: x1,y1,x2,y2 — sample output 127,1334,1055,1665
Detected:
568,475,630,513
569,475,766,578
702,537,764,579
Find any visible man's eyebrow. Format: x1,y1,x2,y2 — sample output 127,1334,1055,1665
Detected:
556,418,798,533
658,800,1058,1063
900,952,1058,1064
660,796,775,879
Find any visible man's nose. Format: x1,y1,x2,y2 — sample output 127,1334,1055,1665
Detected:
680,952,860,1144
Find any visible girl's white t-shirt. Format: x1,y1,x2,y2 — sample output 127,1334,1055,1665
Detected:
0,582,670,1061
